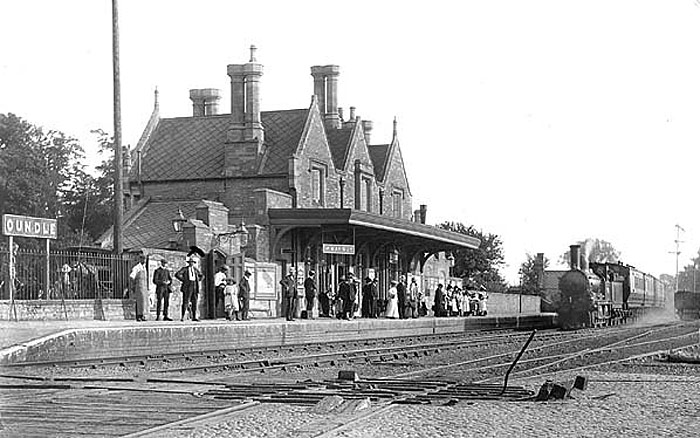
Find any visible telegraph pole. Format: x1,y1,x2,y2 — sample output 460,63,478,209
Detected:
671,224,684,292
112,0,124,254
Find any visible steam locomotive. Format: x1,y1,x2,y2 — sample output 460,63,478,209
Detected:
540,245,667,329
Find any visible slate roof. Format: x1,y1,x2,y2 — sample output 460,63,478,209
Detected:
137,109,310,181
259,109,309,174
98,199,203,250
368,144,390,182
326,128,353,170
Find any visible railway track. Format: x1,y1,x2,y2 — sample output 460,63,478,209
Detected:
2,321,697,437
2,329,530,372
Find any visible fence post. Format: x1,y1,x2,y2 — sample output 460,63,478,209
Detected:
8,236,17,321
45,239,50,300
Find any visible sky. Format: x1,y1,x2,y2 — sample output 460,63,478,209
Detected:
1,1,699,283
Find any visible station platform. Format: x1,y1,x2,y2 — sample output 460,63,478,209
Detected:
0,313,557,366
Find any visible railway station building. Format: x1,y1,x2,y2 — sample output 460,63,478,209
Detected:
98,47,479,319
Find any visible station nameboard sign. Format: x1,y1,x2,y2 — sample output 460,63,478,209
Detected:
322,243,355,255
2,214,58,239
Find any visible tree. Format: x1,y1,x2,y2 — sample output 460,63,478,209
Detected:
0,113,85,247
437,222,507,292
519,253,550,295
59,129,115,246
558,238,621,267
677,249,700,292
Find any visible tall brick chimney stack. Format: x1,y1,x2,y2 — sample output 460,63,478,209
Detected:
361,120,373,145
419,204,427,224
189,88,222,116
310,65,341,129
224,46,265,176
227,45,264,143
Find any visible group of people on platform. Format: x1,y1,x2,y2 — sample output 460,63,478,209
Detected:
129,255,251,323
213,266,251,322
130,255,486,322
432,283,488,317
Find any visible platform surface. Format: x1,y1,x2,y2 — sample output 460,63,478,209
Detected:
0,313,557,365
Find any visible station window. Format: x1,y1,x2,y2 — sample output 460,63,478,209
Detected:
392,190,403,218
311,167,324,205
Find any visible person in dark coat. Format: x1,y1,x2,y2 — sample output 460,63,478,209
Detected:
433,283,445,317
239,270,252,320
362,277,378,318
281,271,297,321
152,259,173,321
361,277,372,318
339,273,357,320
304,271,317,319
396,275,407,319
175,257,203,321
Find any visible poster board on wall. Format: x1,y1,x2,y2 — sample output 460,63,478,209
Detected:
255,263,277,300
244,261,278,301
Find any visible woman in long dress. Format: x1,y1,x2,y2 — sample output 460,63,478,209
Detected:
224,278,240,321
384,280,400,319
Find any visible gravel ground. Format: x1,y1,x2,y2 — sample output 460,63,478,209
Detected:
135,369,700,438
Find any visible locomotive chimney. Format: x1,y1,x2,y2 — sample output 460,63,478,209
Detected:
570,245,581,270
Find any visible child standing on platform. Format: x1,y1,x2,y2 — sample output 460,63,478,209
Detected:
224,278,240,321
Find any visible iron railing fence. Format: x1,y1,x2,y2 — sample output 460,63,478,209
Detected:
0,248,138,301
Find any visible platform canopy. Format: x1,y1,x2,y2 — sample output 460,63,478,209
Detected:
268,208,480,252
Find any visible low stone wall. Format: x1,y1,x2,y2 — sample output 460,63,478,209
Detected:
486,292,540,314
0,300,135,321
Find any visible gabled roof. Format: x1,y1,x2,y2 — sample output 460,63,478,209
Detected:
136,109,310,181
97,198,202,250
326,128,353,170
368,144,390,182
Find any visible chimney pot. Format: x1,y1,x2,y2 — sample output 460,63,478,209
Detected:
349,106,356,120
189,88,222,116
419,204,427,224
249,45,257,62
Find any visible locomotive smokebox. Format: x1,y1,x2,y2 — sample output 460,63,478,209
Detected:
570,245,582,271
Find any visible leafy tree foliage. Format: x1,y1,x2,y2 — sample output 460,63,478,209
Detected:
0,113,86,247
437,222,507,292
56,129,115,247
0,114,114,248
677,249,700,292
558,238,621,267
519,253,550,295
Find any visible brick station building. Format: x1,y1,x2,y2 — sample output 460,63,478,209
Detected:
99,47,479,319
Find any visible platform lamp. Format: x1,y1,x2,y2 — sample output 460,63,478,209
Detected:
170,207,188,250
213,221,249,282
